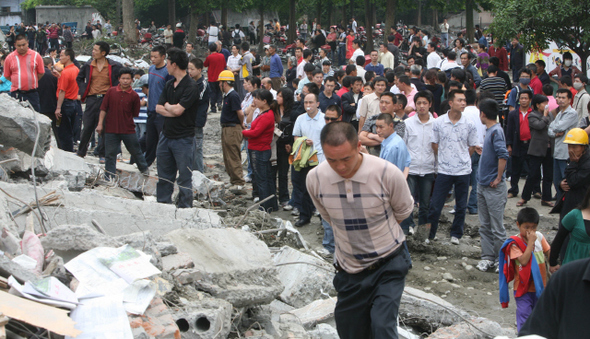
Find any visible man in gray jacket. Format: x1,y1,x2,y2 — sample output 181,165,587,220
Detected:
549,88,579,195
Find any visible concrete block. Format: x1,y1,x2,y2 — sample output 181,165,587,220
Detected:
40,224,122,254
279,321,310,339
308,323,339,339
172,295,232,339
0,182,222,238
272,246,336,308
128,297,181,339
43,147,93,190
400,286,470,333
0,94,52,158
162,252,194,271
171,269,203,285
427,317,507,339
0,254,38,283
156,242,178,256
288,298,336,330
166,228,284,308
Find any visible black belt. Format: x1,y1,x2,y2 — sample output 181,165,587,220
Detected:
15,89,37,94
334,242,405,273
221,123,237,127
87,94,104,98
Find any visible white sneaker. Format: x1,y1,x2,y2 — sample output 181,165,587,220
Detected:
283,204,294,211
476,259,494,272
408,227,415,236
291,208,300,216
451,236,460,245
253,197,260,203
424,236,438,244
424,238,431,244
244,176,252,183
449,209,456,214
313,210,321,217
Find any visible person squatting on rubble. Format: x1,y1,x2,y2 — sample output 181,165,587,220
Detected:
155,48,202,208
307,121,414,339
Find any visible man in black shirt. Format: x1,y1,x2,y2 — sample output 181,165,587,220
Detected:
173,23,186,49
218,69,245,189
38,57,59,147
155,48,199,208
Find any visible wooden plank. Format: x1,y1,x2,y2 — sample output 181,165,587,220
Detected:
0,291,81,337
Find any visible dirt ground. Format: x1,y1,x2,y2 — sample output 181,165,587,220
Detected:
196,111,560,335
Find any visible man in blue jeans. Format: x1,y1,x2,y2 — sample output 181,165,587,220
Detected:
155,48,201,208
426,90,478,245
96,68,149,180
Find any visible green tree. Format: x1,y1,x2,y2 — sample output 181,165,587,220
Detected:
489,0,590,73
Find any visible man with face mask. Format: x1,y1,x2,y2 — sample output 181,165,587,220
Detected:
549,52,582,85
507,69,533,112
572,74,589,125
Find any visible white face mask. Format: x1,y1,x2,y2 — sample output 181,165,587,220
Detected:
573,82,584,90
564,60,572,67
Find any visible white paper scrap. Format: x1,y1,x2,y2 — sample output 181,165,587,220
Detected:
66,296,133,339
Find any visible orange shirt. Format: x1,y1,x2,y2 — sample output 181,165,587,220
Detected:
56,63,80,100
3,49,44,92
88,59,111,95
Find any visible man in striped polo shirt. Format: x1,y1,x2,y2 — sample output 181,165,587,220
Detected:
3,34,44,111
307,121,414,338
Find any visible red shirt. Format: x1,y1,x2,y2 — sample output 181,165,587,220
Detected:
394,32,403,46
100,85,140,134
519,107,532,141
346,35,354,59
242,109,275,151
530,77,542,95
336,87,349,98
204,52,226,82
3,49,44,92
488,46,509,72
570,88,578,105
56,63,79,100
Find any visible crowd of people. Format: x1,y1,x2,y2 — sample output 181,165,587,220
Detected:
4,15,590,338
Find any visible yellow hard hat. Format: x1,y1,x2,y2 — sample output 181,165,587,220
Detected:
563,128,589,145
218,70,235,82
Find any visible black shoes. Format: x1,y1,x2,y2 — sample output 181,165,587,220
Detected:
294,219,310,227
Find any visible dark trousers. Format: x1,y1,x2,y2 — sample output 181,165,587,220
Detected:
49,38,59,49
105,133,148,180
77,96,105,157
65,41,72,49
40,111,61,149
56,100,76,152
294,165,315,221
145,112,165,166
509,144,530,195
156,135,194,208
334,247,411,339
209,82,222,110
250,149,279,212
428,173,470,239
193,127,204,173
272,145,290,204
522,149,553,202
289,164,303,209
401,173,435,232
73,100,83,143
9,91,40,112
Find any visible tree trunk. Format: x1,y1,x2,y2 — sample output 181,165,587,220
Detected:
350,0,353,20
221,4,228,29
465,0,474,44
372,3,376,28
385,0,396,40
364,0,373,52
316,0,322,27
188,5,198,44
258,5,265,53
433,8,438,28
341,5,346,27
122,0,135,44
327,0,333,27
115,0,121,27
417,0,422,26
288,0,297,44
168,0,175,27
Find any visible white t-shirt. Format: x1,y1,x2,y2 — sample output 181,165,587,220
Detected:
207,26,219,43
297,60,307,79
351,48,364,64
427,51,442,69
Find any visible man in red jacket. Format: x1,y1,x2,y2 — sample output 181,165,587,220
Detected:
204,43,226,113
488,44,508,72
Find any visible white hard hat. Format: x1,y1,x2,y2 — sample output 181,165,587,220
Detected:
176,23,182,28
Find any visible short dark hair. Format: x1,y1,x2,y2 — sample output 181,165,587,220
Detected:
345,64,356,75
560,75,573,87
167,47,189,70
353,39,360,46
365,71,375,83
448,89,465,102
352,76,363,85
356,55,365,66
342,76,352,88
414,90,433,104
575,74,588,84
325,104,342,117
304,82,320,95
428,41,437,49
186,42,194,48
312,69,324,77
535,59,546,68
531,94,549,112
447,51,457,61
487,65,498,74
479,98,499,120
542,84,554,96
374,76,387,86
15,34,27,42
376,113,394,125
489,56,500,67
209,43,217,52
189,57,204,70
303,49,313,59
380,92,396,103
451,68,466,83
320,121,358,147
395,94,407,109
63,48,75,62
563,52,573,60
152,45,167,56
304,63,316,73
95,41,110,56
398,75,411,86
118,67,134,78
245,76,261,88
465,89,477,105
324,76,336,85
556,88,573,99
526,63,537,73
241,41,250,51
519,89,533,100
517,207,540,225
519,68,532,78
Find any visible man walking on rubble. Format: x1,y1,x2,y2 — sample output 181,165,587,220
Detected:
307,121,414,339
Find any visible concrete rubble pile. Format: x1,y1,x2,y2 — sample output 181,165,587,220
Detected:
0,102,517,339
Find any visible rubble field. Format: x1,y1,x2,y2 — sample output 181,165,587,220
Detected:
0,90,559,338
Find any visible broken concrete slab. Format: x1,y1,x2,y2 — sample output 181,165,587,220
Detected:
427,316,511,339
400,286,470,333
43,147,93,190
0,94,52,158
166,228,283,308
0,255,38,283
0,147,47,175
156,242,178,256
308,323,339,339
170,269,203,285
162,253,194,271
128,297,181,339
172,295,232,339
272,246,336,308
0,182,222,237
288,298,336,330
40,224,122,257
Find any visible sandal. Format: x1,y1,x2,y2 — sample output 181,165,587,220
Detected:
541,201,555,207
516,199,527,207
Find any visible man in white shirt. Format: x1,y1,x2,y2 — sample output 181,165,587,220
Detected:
163,24,173,46
358,77,387,131
262,77,277,98
227,45,243,98
440,51,461,73
350,40,364,64
297,49,313,79
378,43,394,70
207,23,219,44
426,42,442,69
355,55,366,83
440,19,449,48
461,89,485,214
351,17,357,34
